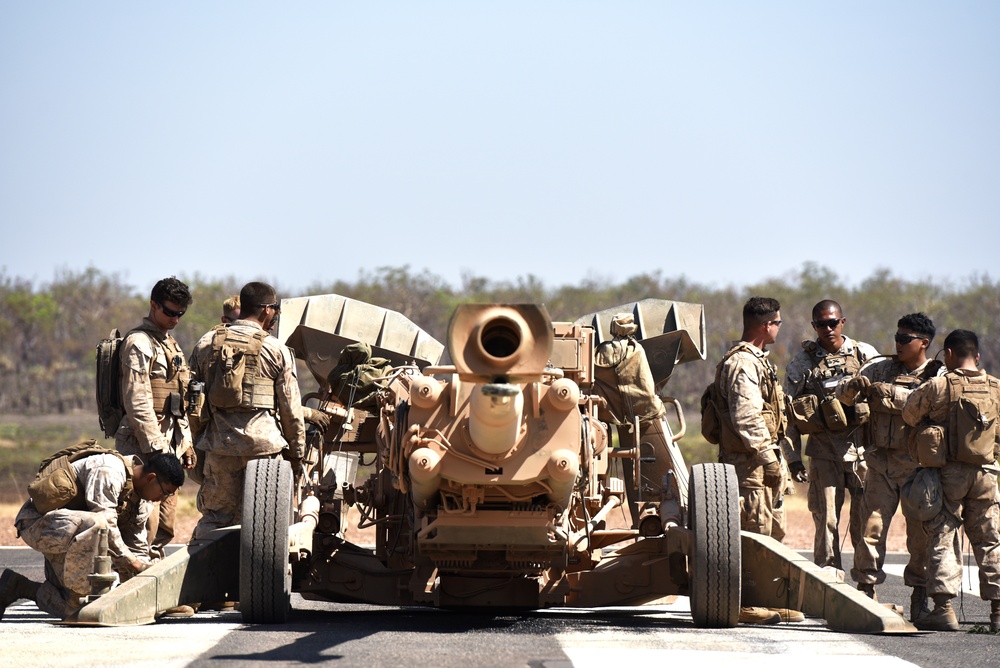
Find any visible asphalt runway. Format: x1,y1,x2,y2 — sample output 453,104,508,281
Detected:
2,546,998,668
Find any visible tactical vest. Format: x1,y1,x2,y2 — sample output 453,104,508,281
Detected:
910,372,1000,468
28,440,134,514
207,326,275,411
127,322,190,419
867,358,942,451
787,340,867,434
945,373,1000,465
711,343,785,454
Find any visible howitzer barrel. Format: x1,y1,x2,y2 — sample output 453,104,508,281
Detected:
448,304,554,380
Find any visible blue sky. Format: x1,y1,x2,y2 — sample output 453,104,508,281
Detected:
2,3,998,295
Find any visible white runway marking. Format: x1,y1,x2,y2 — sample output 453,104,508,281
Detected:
3,602,241,668
553,600,921,668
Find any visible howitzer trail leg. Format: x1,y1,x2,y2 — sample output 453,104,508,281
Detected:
65,528,240,626
740,531,917,633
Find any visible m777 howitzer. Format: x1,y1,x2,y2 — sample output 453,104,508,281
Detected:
69,295,914,633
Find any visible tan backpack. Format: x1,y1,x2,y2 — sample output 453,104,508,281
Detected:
947,374,1000,465
28,440,132,513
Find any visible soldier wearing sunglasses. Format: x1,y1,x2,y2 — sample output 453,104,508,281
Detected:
782,300,879,573
835,313,942,620
115,277,196,574
188,281,307,542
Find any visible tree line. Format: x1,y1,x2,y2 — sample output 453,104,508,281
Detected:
1,263,997,417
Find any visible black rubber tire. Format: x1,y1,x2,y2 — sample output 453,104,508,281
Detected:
240,458,293,624
688,462,741,628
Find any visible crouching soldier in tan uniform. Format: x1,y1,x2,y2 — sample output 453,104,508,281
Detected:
836,312,942,619
189,282,307,541
1,448,183,621
714,297,802,625
902,329,1000,632
115,277,196,559
783,300,879,571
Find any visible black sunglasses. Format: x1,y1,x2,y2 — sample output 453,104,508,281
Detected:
895,333,928,345
812,318,843,330
259,302,281,312
158,302,186,318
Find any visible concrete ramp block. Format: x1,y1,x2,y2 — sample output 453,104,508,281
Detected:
740,531,917,634
71,528,240,627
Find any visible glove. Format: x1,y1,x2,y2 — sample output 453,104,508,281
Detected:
763,460,783,487
789,460,809,483
844,375,871,400
303,407,332,433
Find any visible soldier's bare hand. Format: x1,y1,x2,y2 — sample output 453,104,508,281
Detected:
181,447,197,469
129,558,150,574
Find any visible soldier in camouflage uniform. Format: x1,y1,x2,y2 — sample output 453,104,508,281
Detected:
1,453,183,621
783,300,879,570
115,277,196,559
715,297,802,624
836,313,942,619
221,294,240,324
903,329,1000,632
189,282,307,541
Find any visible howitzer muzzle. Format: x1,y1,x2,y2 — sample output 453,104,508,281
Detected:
447,304,554,380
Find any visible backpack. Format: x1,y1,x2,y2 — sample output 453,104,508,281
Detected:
593,337,664,426
207,327,275,410
701,344,760,446
327,342,394,411
27,439,131,513
96,329,124,438
947,374,1000,465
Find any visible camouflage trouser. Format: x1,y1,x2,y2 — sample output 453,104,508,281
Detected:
192,451,275,541
771,458,791,544
719,448,783,540
808,457,865,569
924,463,1000,601
15,507,108,617
146,494,177,560
851,448,929,587
741,485,782,539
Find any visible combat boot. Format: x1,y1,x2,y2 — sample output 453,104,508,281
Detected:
990,599,1000,633
909,586,930,623
157,604,196,619
767,607,805,623
738,606,781,624
857,582,877,601
0,569,41,621
914,596,959,632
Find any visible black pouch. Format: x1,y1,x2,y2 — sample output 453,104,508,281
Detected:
168,391,183,418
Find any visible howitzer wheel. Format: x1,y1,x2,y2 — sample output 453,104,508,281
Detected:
240,458,293,624
688,462,740,627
